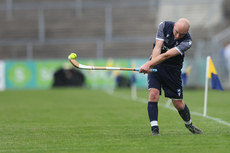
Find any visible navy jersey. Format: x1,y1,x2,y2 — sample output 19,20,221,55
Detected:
152,21,192,69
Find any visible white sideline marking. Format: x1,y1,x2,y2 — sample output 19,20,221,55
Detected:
109,92,230,127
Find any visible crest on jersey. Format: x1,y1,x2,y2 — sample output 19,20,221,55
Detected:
175,41,179,46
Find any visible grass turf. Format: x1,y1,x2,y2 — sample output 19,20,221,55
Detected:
0,88,229,153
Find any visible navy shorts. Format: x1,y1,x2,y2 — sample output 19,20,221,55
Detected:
148,64,183,99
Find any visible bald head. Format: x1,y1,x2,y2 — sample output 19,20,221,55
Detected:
173,18,190,39
176,18,190,32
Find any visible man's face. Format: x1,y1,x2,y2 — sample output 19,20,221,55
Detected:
173,24,187,40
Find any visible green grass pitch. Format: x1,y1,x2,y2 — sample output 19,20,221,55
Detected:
0,88,229,153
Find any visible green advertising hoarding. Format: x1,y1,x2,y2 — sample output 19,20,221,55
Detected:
36,61,64,88
80,59,130,89
128,59,149,88
5,60,65,89
4,59,149,89
5,61,36,89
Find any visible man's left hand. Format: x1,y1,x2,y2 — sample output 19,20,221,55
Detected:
139,62,152,74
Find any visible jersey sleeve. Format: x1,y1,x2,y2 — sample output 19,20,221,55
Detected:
156,22,165,41
175,39,192,55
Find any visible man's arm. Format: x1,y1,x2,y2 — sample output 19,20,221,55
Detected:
150,48,180,65
152,40,163,58
138,40,162,73
139,40,180,73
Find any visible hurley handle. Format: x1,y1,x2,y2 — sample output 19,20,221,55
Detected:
134,68,157,72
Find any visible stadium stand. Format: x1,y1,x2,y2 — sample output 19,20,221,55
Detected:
45,8,105,39
0,0,157,59
0,10,38,40
0,0,228,60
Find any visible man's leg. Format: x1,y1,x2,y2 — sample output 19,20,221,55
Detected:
172,99,203,134
148,88,160,135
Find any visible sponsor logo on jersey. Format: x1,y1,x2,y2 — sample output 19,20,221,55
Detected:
177,89,181,96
